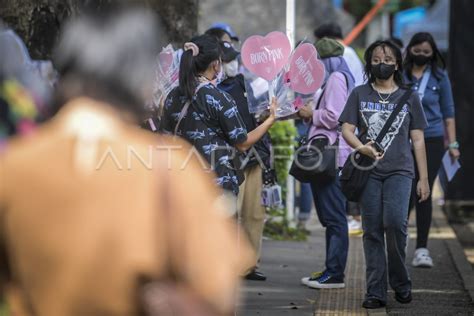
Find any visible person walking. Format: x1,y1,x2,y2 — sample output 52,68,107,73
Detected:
298,38,355,289
404,32,460,268
340,40,430,309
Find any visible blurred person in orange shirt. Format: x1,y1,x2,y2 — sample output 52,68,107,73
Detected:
0,5,253,316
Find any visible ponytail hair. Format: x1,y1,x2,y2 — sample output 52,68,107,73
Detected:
179,34,221,101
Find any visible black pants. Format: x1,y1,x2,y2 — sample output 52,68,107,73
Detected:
409,136,445,249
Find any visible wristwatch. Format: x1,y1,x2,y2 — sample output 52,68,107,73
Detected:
448,141,459,150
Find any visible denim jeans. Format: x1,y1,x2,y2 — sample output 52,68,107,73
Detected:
298,182,313,220
296,120,313,220
310,174,348,280
360,174,412,302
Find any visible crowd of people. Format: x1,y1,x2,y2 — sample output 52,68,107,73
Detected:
0,3,460,315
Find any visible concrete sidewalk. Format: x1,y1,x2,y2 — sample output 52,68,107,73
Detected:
237,205,474,315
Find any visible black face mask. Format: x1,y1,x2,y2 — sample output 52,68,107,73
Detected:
411,54,432,66
371,63,396,80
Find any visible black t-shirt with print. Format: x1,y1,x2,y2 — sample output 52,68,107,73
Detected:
339,84,428,179
161,82,248,194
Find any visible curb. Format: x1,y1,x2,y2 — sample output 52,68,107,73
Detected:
433,205,474,303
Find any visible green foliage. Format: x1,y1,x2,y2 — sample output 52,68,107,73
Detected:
265,120,308,241
345,0,432,21
398,0,432,11
345,0,372,21
264,218,309,241
268,120,297,189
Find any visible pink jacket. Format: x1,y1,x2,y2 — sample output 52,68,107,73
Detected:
308,72,352,167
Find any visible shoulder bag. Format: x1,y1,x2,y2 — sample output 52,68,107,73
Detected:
289,88,338,183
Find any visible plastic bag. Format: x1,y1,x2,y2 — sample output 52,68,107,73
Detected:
242,39,325,119
243,67,298,119
149,44,181,111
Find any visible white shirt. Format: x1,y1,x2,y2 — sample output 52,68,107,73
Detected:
342,45,365,87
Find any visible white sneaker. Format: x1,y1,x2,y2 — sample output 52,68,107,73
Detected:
301,276,311,286
412,248,434,268
348,218,363,235
301,271,324,286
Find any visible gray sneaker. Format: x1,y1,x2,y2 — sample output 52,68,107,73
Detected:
412,248,433,268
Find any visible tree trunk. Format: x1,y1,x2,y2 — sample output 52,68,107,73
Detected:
0,0,199,60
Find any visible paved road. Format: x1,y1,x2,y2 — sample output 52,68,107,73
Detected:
238,205,474,315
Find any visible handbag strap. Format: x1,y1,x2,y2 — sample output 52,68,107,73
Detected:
301,88,326,137
174,101,190,135
304,72,350,137
173,82,209,136
374,89,413,143
417,67,431,101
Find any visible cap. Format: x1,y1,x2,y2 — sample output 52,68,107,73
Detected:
220,41,240,63
314,37,344,58
210,22,239,41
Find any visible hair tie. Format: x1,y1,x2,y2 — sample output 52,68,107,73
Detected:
184,42,199,57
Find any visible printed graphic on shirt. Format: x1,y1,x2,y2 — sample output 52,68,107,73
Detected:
186,129,206,140
206,94,224,111
228,127,247,140
359,101,409,150
224,106,239,118
161,84,247,195
215,173,239,186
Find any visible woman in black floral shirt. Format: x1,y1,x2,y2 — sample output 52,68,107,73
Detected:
161,34,277,209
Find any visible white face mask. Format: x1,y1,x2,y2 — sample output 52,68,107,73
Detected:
223,60,239,78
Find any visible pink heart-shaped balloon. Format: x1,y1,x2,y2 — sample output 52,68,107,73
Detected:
241,31,291,81
288,43,325,94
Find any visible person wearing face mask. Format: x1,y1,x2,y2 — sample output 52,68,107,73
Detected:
403,32,459,269
218,40,273,281
340,40,430,309
160,34,278,217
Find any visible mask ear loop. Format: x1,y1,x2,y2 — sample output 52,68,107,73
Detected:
215,59,222,72
213,60,222,79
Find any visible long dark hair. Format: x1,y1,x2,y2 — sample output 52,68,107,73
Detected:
179,34,221,101
364,40,404,87
404,32,445,80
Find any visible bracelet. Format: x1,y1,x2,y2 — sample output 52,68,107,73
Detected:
448,141,459,149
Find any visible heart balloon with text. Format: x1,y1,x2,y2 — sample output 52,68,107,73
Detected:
288,43,325,94
241,31,292,81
